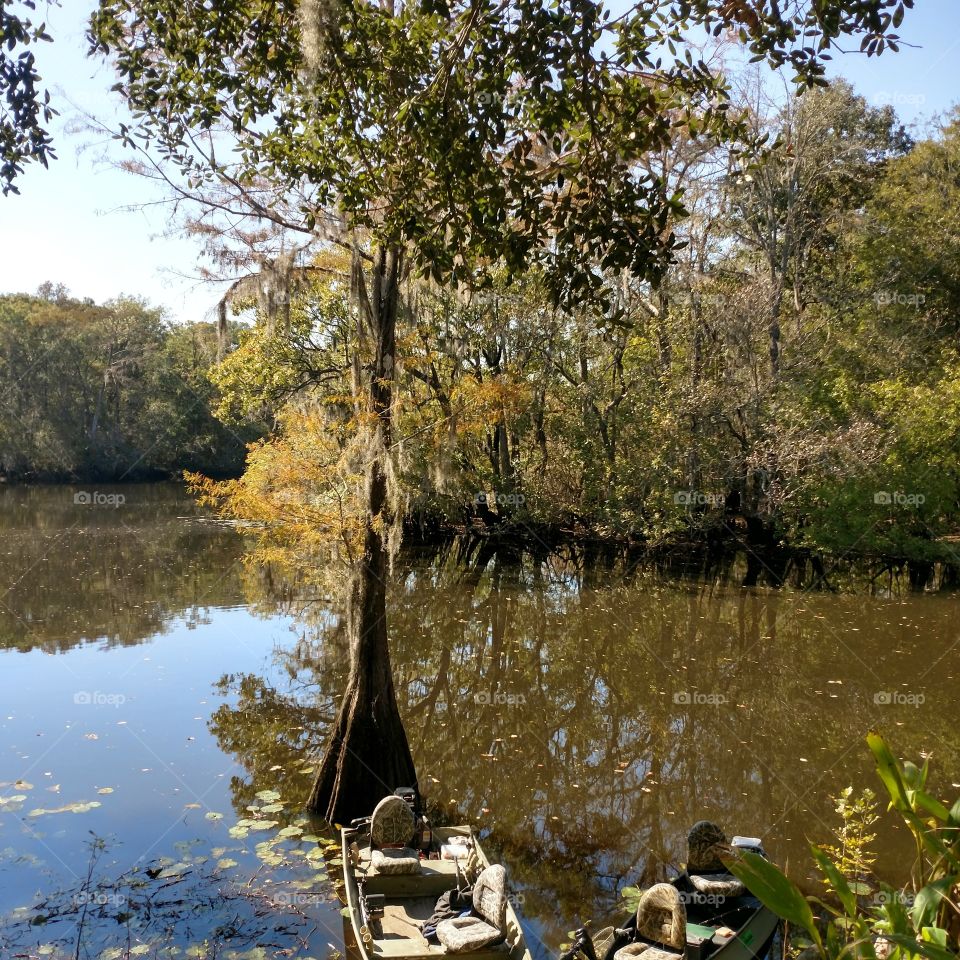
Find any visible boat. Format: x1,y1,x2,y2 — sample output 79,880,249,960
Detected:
561,822,779,960
341,790,533,960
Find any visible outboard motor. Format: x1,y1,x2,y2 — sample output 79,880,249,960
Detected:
394,786,432,851
731,835,765,857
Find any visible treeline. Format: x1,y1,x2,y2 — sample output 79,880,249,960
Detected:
204,83,960,573
0,286,261,481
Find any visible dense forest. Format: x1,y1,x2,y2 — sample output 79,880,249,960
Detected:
196,84,960,575
0,285,261,481
5,84,960,574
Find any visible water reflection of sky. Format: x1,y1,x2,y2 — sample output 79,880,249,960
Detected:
2,484,959,958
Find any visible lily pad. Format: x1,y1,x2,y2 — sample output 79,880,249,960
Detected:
205,811,224,821
217,858,239,870
255,789,281,802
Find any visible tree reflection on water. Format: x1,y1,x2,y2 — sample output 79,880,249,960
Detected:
210,537,960,942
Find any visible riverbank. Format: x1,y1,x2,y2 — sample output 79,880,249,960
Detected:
4,477,958,592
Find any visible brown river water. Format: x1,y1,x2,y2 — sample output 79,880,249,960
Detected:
0,483,957,959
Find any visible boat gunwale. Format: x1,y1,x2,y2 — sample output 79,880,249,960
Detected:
340,823,532,960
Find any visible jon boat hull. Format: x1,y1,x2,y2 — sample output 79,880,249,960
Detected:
341,824,532,960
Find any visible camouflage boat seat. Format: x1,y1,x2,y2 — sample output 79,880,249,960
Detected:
686,821,745,898
370,795,422,875
437,864,507,953
614,883,686,960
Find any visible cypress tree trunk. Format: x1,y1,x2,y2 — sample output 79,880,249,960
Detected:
306,245,418,824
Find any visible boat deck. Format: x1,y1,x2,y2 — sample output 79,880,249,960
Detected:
343,826,529,960
359,849,465,897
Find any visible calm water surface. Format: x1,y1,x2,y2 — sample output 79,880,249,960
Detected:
1,484,958,959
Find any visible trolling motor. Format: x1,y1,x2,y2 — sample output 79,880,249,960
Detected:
348,787,432,853
394,786,433,852
560,923,599,960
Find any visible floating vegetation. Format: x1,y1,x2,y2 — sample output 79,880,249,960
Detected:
0,790,344,960
27,800,103,817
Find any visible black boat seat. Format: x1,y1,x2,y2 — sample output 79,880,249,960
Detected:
688,872,745,898
370,795,422,876
436,864,507,954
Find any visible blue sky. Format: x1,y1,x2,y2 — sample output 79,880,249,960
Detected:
1,1,957,325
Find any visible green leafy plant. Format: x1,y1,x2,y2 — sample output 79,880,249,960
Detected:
727,735,960,960
822,787,879,893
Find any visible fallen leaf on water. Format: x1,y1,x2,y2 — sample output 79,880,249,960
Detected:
97,787,114,795
183,803,201,810
13,780,33,791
